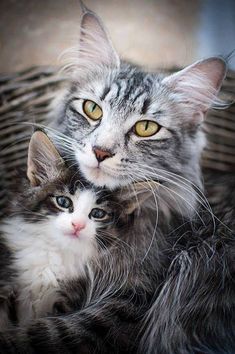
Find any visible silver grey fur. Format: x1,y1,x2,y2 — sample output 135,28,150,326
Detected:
0,5,232,354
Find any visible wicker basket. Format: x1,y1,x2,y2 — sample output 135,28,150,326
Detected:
0,66,235,218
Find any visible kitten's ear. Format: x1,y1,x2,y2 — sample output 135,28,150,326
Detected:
120,181,159,215
77,7,120,72
162,57,227,120
27,131,65,187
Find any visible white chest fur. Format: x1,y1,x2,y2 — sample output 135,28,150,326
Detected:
1,217,96,324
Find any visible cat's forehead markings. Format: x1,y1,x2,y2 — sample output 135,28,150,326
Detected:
141,98,151,115
102,82,123,104
100,86,111,101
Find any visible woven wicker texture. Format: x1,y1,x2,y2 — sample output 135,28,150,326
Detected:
0,66,235,218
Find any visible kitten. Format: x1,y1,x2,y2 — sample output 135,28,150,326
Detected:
0,130,171,353
0,130,126,327
50,6,227,219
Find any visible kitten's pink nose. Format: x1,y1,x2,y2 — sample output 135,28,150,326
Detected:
72,222,86,233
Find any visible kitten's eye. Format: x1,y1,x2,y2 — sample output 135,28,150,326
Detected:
89,208,107,220
55,196,72,209
134,120,160,137
83,100,103,121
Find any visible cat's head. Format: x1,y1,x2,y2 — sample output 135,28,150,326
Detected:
15,131,148,253
54,7,227,210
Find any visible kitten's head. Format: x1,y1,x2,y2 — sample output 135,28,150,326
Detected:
16,131,147,254
54,7,227,213
15,131,120,256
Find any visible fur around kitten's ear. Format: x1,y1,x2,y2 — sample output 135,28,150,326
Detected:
162,57,227,121
27,131,65,187
77,7,120,73
120,181,159,215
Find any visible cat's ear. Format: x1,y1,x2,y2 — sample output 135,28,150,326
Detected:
162,57,227,121
120,181,159,215
27,131,65,187
77,7,120,72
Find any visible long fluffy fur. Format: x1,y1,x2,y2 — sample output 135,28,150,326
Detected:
0,6,234,354
0,176,234,353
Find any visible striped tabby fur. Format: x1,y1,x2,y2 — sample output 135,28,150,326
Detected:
0,4,234,354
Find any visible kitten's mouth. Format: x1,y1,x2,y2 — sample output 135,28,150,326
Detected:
65,231,81,239
66,233,78,239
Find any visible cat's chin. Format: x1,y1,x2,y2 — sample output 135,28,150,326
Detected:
79,163,128,189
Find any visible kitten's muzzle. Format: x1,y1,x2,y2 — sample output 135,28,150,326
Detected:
93,146,114,163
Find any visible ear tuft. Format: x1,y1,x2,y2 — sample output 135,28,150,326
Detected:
162,57,227,115
78,10,120,70
60,5,120,77
27,131,65,187
79,0,89,14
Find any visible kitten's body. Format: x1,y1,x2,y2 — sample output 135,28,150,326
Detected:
1,214,93,325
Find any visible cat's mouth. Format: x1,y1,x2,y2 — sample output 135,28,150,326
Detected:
79,162,129,188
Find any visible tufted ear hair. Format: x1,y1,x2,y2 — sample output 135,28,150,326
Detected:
27,131,65,187
162,57,227,123
77,3,120,73
119,181,159,215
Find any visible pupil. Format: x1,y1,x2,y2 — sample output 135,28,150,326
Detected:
144,121,149,131
92,208,106,219
90,103,96,112
57,196,70,208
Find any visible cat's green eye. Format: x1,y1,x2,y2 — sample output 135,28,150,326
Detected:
134,120,160,137
89,208,107,220
55,196,72,209
83,100,103,121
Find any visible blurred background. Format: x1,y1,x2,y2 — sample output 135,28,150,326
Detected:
0,0,235,73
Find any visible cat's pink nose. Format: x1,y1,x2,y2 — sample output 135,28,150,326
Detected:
72,222,86,233
93,146,113,163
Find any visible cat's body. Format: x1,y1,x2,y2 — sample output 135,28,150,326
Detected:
0,177,234,354
141,176,235,354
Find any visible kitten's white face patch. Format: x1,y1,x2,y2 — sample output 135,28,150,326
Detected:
51,189,98,247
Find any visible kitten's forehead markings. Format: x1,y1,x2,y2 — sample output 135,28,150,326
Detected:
73,190,97,215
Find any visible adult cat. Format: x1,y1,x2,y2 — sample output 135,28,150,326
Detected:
50,6,227,219
0,5,233,354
